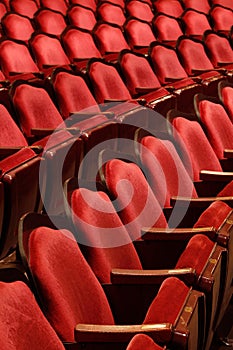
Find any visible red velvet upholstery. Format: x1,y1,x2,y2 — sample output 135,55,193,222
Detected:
198,100,233,159
0,281,65,350
10,0,38,18
34,9,67,36
69,0,96,11
52,71,101,119
124,18,156,49
219,85,233,122
30,34,70,70
181,10,211,38
12,83,64,138
62,27,101,62
211,0,233,10
1,13,34,42
126,0,154,22
67,5,97,32
183,0,210,13
126,334,164,350
119,52,161,96
204,32,233,68
140,136,197,207
0,40,39,78
172,117,222,180
40,0,68,15
153,14,183,44
71,188,142,283
97,2,126,26
194,200,232,229
94,23,130,55
88,61,132,103
210,5,233,34
153,0,184,18
0,2,7,19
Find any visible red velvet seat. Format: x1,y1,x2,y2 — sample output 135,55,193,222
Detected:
218,81,233,122
126,334,166,350
19,212,206,350
126,0,154,22
97,2,126,27
10,0,38,18
67,5,97,32
210,5,233,35
181,9,211,40
40,0,68,16
153,0,184,18
1,12,34,42
0,281,65,349
182,0,210,13
34,8,67,37
124,17,156,50
152,14,183,47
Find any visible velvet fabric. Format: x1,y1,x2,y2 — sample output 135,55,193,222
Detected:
88,61,132,103
10,0,38,18
212,0,233,9
153,0,184,17
97,3,126,26
104,159,168,240
120,52,161,96
194,201,232,230
35,9,67,36
172,117,222,180
0,40,39,78
62,28,101,61
175,234,214,276
211,6,233,33
198,100,233,159
126,334,164,350
143,277,189,324
221,86,233,122
2,13,34,42
70,0,96,11
0,2,7,18
126,1,154,22
94,23,130,55
183,0,210,13
40,0,67,15
124,19,156,48
182,10,211,37
30,34,70,70
0,281,65,350
0,148,36,174
205,33,233,68
67,5,97,32
153,15,183,43
29,227,115,342
12,84,64,138
71,188,142,283
140,136,197,207
53,71,101,119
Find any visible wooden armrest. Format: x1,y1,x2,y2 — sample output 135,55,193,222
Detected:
170,196,233,207
0,146,43,157
111,267,196,285
75,323,172,343
141,226,216,241
200,170,233,181
224,149,233,158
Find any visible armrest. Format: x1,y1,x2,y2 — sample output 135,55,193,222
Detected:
75,323,172,343
200,170,233,181
224,149,233,158
69,111,115,119
141,226,216,241
111,267,196,285
31,127,80,137
170,196,233,208
0,146,43,157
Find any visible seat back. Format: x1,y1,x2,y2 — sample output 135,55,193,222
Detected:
153,14,183,45
218,82,233,122
40,0,68,15
10,0,38,18
181,10,211,39
0,2,7,19
210,5,233,34
204,32,233,67
67,5,97,32
1,12,34,42
183,0,210,13
211,0,233,10
124,18,156,48
126,0,154,22
69,0,97,11
153,0,184,18
34,8,67,36
97,2,126,26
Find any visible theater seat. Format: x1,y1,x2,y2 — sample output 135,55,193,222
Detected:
152,13,183,47
181,9,211,40
218,81,233,122
97,2,126,27
10,0,38,18
34,8,67,37
126,0,154,22
124,17,156,51
67,4,97,32
1,12,34,43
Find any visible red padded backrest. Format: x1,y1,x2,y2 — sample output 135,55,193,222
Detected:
67,6,97,31
62,28,101,61
97,3,126,26
52,71,100,118
0,2,7,18
12,84,64,137
104,159,168,240
126,0,154,22
0,104,28,146
153,0,183,17
0,281,65,350
221,86,233,122
150,45,188,84
182,11,211,37
178,39,214,75
172,117,222,180
211,0,233,9
140,136,197,207
71,188,142,283
10,0,38,18
126,334,164,350
70,0,97,11
153,15,183,42
0,40,39,77
211,6,233,32
124,19,156,48
40,0,68,15
120,52,161,95
204,33,233,67
88,61,132,103
35,9,67,36
29,226,115,341
94,23,130,54
194,200,232,229
30,34,70,70
183,0,210,13
198,100,233,159
2,13,34,42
